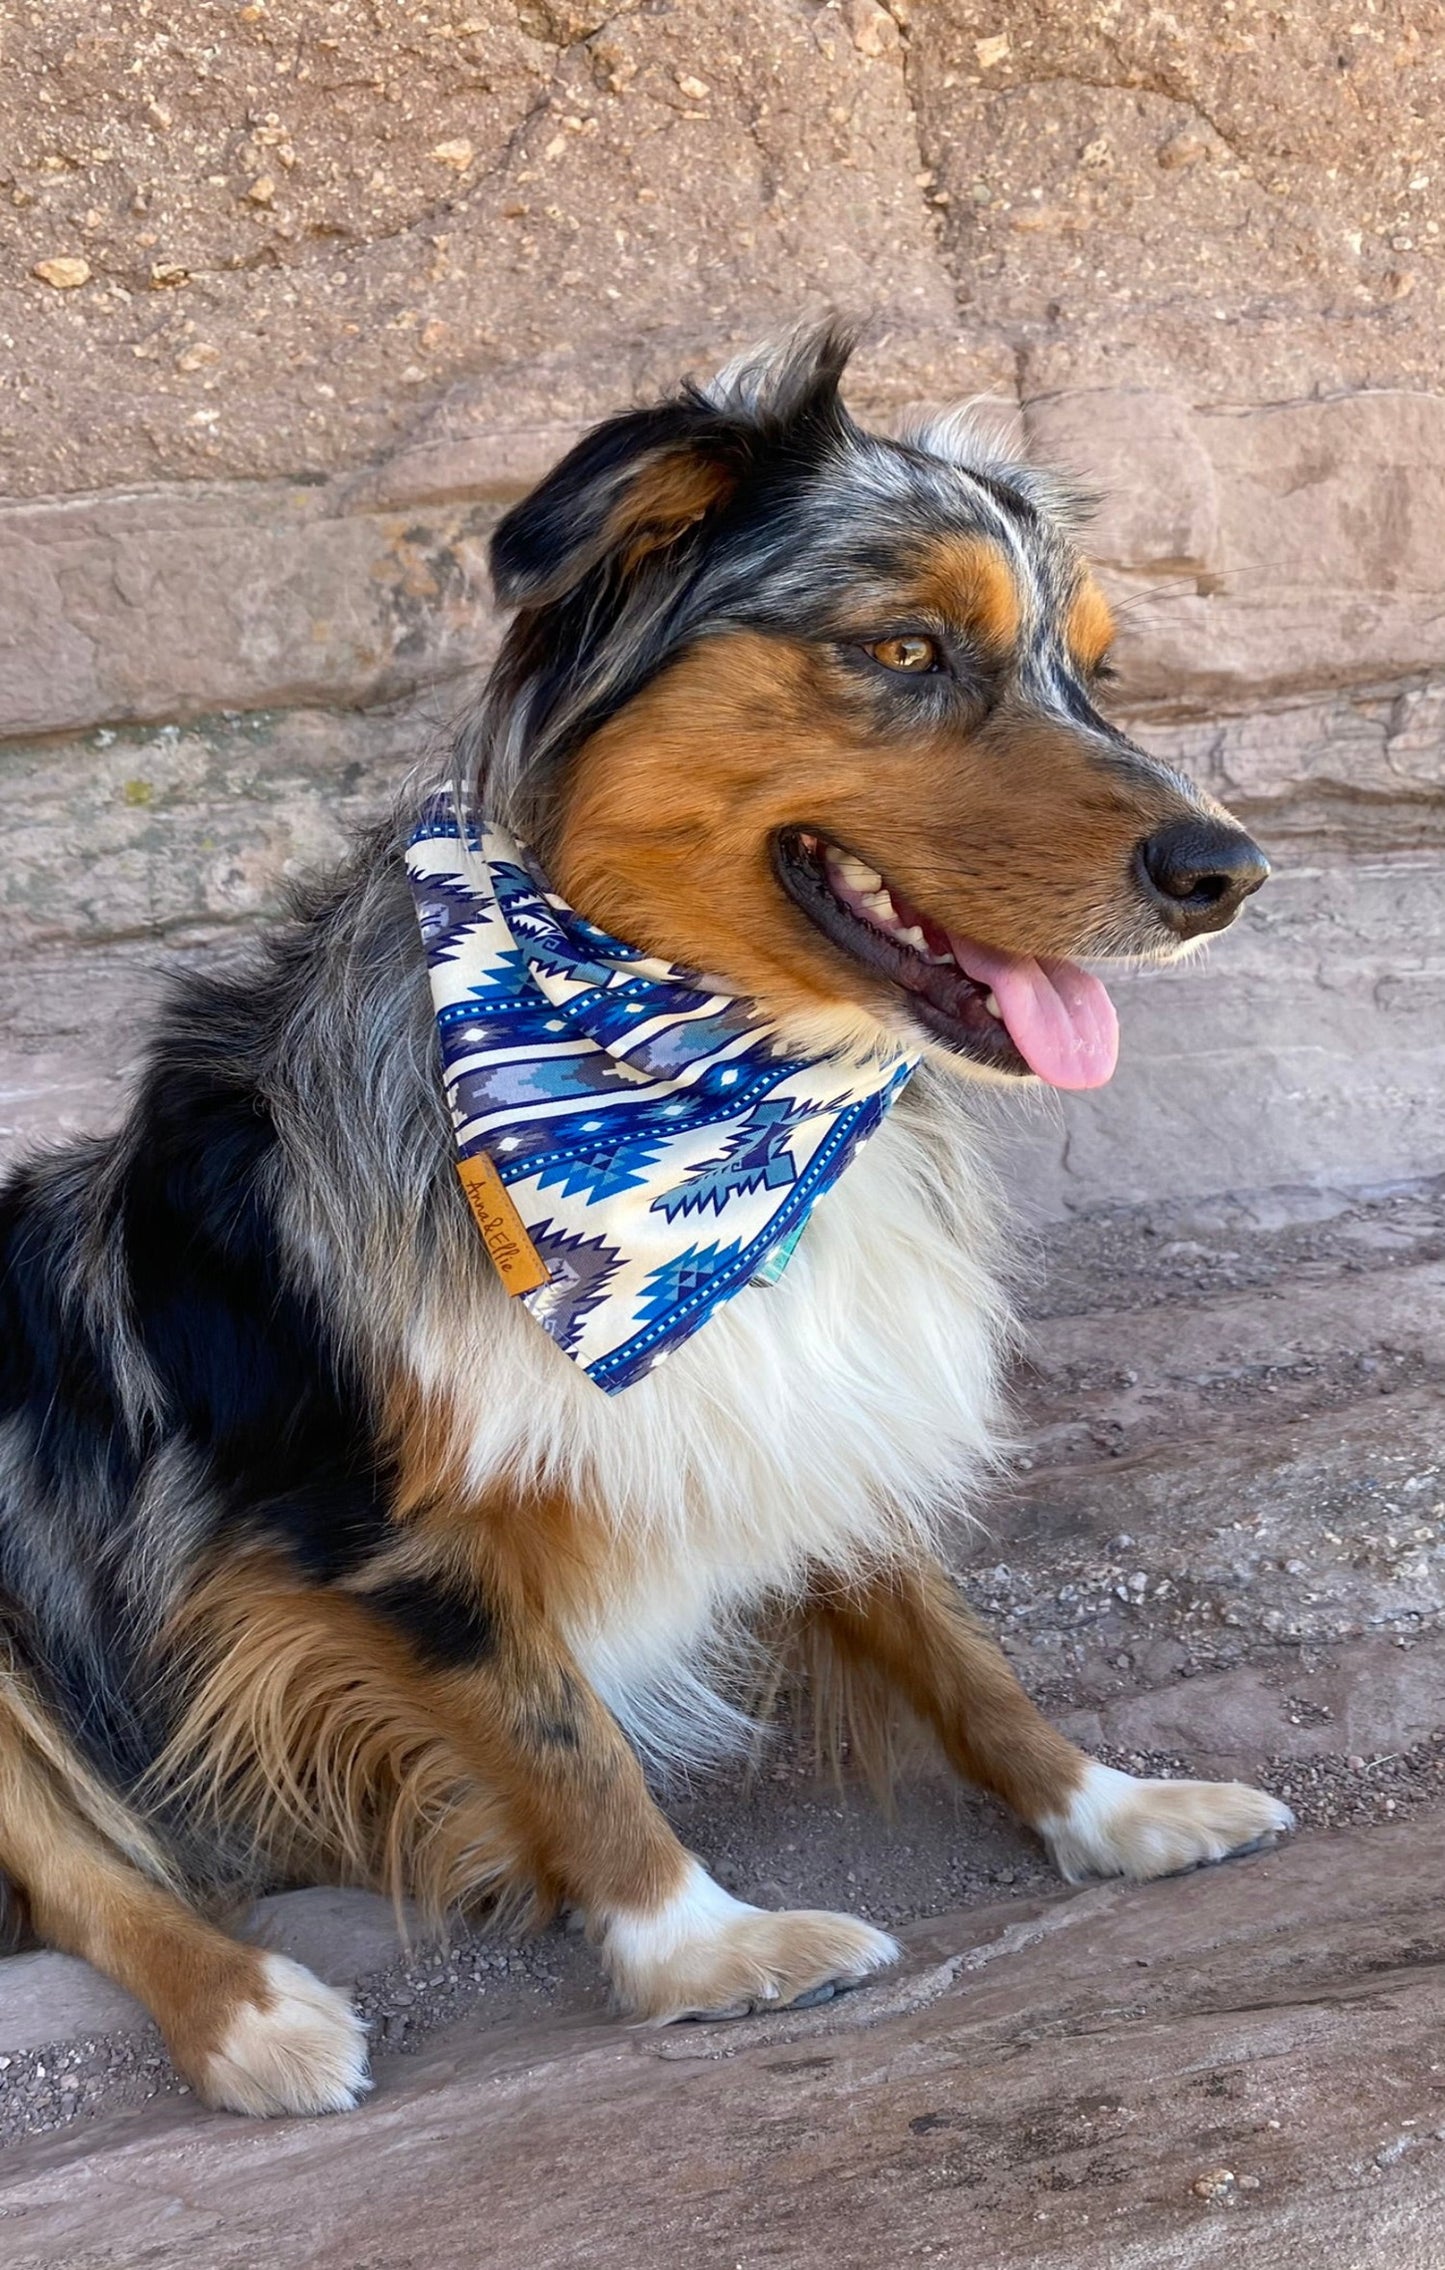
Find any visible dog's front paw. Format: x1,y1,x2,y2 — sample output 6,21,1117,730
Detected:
192,1952,371,2117
1039,1759,1295,1885
601,1858,899,2023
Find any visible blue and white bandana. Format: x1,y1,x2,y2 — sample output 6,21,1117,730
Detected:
405,792,919,1393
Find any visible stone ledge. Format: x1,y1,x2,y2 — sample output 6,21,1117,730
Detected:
0,488,501,741
0,702,451,951
1142,678,1445,839
3,1818,1443,2267
0,678,1439,956
1026,388,1445,710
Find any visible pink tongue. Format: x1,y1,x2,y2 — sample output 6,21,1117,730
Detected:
947,936,1119,1090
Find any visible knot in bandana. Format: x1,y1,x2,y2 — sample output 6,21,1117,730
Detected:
406,792,919,1393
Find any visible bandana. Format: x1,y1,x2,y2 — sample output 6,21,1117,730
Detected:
405,792,919,1394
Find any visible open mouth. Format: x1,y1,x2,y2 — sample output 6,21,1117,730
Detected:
773,829,1120,1090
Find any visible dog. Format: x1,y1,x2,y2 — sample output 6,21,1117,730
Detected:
0,328,1290,2116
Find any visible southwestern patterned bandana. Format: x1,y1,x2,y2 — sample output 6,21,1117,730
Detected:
405,792,919,1394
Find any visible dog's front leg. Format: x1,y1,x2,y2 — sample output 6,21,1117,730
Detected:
426,1607,901,2021
168,1550,898,2024
808,1557,1293,1882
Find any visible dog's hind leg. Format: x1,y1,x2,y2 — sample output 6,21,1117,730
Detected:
807,1557,1293,1881
161,1547,899,2024
0,1671,368,2115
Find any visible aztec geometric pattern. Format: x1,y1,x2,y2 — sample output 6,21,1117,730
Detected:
406,792,919,1394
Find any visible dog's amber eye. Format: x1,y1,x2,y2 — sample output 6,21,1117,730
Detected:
867,635,940,674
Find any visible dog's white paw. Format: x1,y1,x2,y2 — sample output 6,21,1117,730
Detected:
196,1952,371,2117
602,1858,899,2023
1040,1759,1295,1885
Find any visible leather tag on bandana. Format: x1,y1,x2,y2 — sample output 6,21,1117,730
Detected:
457,1153,550,1296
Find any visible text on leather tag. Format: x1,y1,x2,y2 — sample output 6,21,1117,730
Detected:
456,1153,551,1296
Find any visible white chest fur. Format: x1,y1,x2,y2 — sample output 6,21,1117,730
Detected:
406,1077,1010,1767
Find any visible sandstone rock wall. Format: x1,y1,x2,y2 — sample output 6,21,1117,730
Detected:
1,0,1441,1210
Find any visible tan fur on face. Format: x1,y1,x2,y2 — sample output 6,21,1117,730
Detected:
552,628,1197,1052
555,633,875,1045
909,534,1022,651
1066,577,1115,674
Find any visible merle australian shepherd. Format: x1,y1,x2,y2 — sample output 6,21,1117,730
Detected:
0,330,1288,2116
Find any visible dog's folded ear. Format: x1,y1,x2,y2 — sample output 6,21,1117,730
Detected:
491,321,857,609
490,403,744,608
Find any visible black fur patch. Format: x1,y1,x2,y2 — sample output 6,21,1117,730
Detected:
118,970,394,1583
367,1571,497,1670
0,1155,142,1508
0,949,399,1803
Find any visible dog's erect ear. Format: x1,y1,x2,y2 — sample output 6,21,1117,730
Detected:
490,323,857,609
700,319,854,437
490,403,743,608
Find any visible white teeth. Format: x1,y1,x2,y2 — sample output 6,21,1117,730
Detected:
821,844,940,959
983,990,1001,1020
835,855,883,894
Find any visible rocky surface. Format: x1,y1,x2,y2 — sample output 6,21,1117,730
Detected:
910,0,1445,399
0,1888,589,2152
3,1824,1444,2267
0,0,984,497
5,0,1441,497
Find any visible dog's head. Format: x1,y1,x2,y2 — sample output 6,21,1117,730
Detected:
470,327,1267,1089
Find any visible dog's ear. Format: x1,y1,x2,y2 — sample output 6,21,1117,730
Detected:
491,323,857,609
490,403,743,608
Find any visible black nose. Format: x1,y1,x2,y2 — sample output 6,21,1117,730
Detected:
1136,818,1271,940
